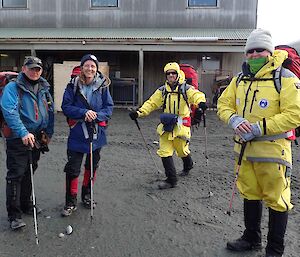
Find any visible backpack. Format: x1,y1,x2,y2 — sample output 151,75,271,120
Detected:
236,45,300,138
179,64,200,125
0,72,19,137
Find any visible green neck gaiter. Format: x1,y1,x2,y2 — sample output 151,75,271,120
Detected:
248,57,268,74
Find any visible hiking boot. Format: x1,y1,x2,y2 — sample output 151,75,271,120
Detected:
61,205,77,217
179,170,190,177
10,218,26,230
158,180,176,190
226,237,262,251
82,195,96,209
22,205,42,215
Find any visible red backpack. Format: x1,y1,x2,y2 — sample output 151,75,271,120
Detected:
179,64,201,125
0,71,19,137
275,45,300,78
179,64,199,90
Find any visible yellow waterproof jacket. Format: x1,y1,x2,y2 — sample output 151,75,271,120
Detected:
137,82,206,140
217,50,300,167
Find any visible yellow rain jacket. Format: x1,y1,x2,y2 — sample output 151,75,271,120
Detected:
137,77,206,142
218,50,300,168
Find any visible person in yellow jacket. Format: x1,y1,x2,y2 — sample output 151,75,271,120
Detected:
218,28,300,257
129,62,206,189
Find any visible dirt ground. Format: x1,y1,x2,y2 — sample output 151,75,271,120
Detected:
0,109,299,257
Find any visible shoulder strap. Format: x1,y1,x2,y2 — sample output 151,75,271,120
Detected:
179,82,189,107
273,66,282,93
236,72,244,87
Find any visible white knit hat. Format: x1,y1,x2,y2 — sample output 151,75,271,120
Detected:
244,28,274,54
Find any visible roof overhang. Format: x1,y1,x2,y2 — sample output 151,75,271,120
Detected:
0,28,252,53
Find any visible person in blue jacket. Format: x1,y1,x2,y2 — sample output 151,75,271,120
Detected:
61,54,113,216
1,56,54,230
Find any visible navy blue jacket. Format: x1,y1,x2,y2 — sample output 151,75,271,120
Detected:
61,73,113,153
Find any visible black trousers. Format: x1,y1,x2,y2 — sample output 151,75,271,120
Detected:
63,149,101,205
63,149,101,177
6,138,40,220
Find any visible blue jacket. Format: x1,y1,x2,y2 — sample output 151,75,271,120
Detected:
1,73,54,139
61,73,113,153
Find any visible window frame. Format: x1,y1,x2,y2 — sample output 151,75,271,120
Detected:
187,0,219,8
90,0,118,9
1,0,28,8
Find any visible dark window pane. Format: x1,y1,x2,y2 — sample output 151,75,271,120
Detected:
91,0,118,7
2,0,27,8
188,0,217,7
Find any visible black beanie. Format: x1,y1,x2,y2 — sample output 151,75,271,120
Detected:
80,54,99,70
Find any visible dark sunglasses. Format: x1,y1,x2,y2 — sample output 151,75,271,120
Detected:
246,48,266,54
166,72,177,75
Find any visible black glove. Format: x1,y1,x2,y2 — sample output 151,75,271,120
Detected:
129,111,139,120
193,108,203,123
198,102,208,111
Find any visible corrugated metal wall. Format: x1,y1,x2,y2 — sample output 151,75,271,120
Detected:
0,0,257,28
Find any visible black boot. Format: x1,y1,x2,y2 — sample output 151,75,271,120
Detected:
227,199,263,251
265,208,288,257
61,175,78,217
6,179,26,230
159,157,177,189
179,155,193,176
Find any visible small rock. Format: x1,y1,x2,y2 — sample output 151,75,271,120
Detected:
66,225,73,235
58,233,65,238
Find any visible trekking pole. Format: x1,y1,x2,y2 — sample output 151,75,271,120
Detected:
28,145,39,245
202,111,213,197
133,119,163,174
88,121,96,223
226,142,247,216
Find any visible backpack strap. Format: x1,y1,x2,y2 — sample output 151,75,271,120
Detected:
236,72,244,87
273,66,282,93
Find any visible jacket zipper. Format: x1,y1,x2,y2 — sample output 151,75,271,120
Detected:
249,89,259,113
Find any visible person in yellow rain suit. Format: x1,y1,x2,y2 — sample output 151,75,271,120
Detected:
217,28,300,257
129,62,206,189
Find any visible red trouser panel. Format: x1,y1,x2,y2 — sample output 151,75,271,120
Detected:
70,177,79,195
82,169,96,187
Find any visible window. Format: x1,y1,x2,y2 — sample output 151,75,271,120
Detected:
188,0,217,7
91,0,118,7
2,0,27,8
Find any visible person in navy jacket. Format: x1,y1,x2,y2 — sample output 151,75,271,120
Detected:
61,54,113,216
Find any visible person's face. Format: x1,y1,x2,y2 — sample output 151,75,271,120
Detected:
82,60,97,79
22,66,43,80
166,69,178,84
246,48,271,59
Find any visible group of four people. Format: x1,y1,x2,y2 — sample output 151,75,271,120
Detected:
1,28,299,257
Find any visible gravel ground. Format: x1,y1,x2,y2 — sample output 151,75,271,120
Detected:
0,109,299,257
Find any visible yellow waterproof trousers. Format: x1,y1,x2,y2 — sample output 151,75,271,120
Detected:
236,160,293,212
157,133,190,158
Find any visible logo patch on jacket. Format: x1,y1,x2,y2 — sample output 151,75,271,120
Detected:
295,82,300,89
258,99,269,109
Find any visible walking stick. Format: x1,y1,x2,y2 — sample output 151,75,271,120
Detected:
28,146,39,245
226,142,247,216
133,119,163,174
202,111,213,197
88,121,96,222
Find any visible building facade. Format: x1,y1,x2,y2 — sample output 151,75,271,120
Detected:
0,0,258,110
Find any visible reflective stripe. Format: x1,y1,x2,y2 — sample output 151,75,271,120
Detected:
252,131,292,142
246,156,292,168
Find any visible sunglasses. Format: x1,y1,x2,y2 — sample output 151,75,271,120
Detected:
166,72,177,75
246,48,266,54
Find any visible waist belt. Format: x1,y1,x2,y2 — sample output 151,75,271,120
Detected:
252,131,293,141
182,116,191,127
